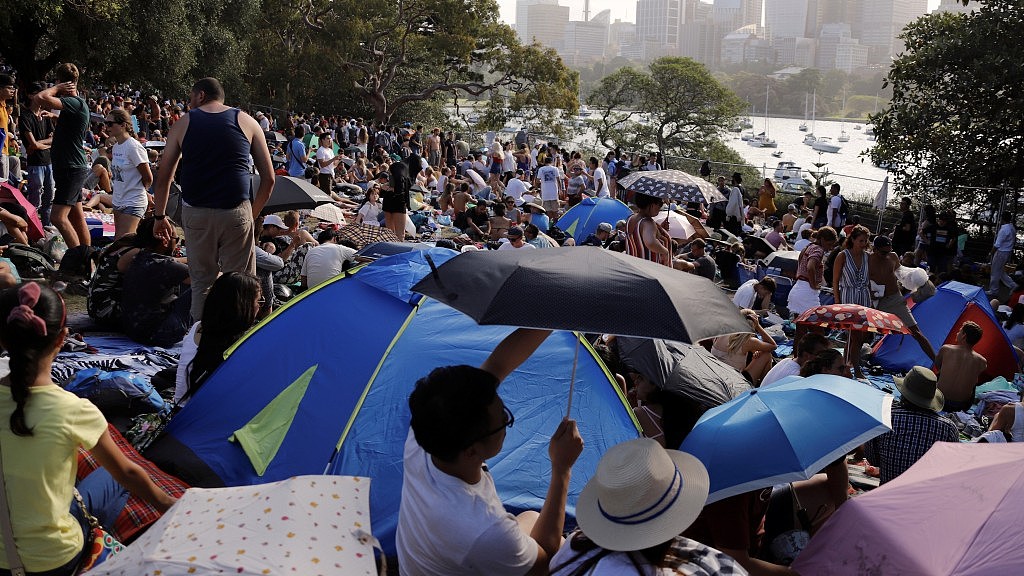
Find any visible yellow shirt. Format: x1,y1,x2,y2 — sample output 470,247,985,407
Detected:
0,365,108,572
0,105,10,155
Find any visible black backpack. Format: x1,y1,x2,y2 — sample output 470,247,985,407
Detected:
838,195,850,219
4,243,57,279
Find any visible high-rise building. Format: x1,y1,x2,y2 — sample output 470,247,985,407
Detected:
608,19,638,57
935,0,975,13
816,21,851,68
721,24,770,64
764,0,819,39
562,10,611,65
774,36,816,66
857,0,928,65
713,0,765,28
524,1,571,50
516,0,560,45
636,0,682,59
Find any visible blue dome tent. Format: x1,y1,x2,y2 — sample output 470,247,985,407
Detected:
557,197,631,244
145,249,641,552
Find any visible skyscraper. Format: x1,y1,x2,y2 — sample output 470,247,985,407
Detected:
516,0,560,45
562,10,611,64
523,1,571,50
764,0,818,39
713,0,764,28
636,0,682,59
858,0,928,65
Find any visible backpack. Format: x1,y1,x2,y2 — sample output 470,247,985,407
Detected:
838,195,849,219
59,245,96,279
3,243,57,279
375,130,391,149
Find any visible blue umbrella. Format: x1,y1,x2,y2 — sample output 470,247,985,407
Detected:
680,374,893,504
557,197,631,244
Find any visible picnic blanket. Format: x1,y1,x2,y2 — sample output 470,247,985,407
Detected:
51,337,179,384
77,425,189,542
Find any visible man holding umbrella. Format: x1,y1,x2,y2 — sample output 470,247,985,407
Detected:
398,329,584,576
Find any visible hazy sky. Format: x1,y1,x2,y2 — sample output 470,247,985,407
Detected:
497,0,944,27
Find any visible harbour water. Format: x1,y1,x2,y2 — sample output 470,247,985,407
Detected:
725,116,889,202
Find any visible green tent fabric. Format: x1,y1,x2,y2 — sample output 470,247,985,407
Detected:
230,364,318,476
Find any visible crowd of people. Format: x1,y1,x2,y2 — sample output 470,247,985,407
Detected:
0,66,1022,576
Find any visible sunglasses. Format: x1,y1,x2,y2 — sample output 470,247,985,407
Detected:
465,404,514,447
104,120,122,126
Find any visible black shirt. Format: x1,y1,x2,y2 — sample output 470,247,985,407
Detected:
19,107,54,166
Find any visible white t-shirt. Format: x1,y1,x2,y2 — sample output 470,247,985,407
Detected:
828,195,843,226
505,178,529,201
111,138,149,209
732,279,758,309
761,357,801,388
396,430,538,576
316,146,336,175
301,243,357,287
358,201,382,226
173,322,202,407
793,238,811,252
502,152,516,173
498,240,536,250
537,165,561,201
593,167,608,197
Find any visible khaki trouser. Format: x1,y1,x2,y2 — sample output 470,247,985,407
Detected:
182,201,255,321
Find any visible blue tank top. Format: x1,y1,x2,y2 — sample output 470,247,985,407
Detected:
179,108,252,209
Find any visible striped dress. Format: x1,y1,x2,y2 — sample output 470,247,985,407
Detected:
838,248,872,306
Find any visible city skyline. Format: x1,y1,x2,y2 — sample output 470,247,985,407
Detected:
497,0,943,27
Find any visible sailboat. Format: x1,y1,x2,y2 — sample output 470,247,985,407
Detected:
749,84,777,148
803,90,817,145
837,89,850,142
799,93,809,132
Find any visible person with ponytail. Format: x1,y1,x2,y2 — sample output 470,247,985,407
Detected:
0,282,176,576
174,271,261,407
104,108,153,238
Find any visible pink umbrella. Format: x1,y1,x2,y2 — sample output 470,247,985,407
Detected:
793,442,1024,575
0,182,44,242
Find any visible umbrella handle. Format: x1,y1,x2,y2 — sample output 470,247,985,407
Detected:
789,483,813,532
566,336,580,420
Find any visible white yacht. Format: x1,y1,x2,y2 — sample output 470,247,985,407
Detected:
773,161,805,182
838,126,850,142
812,137,842,153
803,133,817,145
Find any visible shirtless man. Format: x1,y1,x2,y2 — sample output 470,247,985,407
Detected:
452,182,474,215
934,321,987,411
869,235,936,360
425,127,442,168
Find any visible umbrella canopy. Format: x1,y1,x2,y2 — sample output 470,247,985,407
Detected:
254,175,335,215
680,374,893,504
311,203,348,225
797,303,910,334
615,337,750,409
617,170,725,205
558,197,632,244
793,442,1024,575
743,235,776,259
337,223,400,249
412,248,750,343
267,130,287,143
144,140,166,149
90,475,377,576
655,209,700,240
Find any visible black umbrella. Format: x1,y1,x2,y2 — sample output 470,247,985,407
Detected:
744,235,776,259
412,248,749,343
764,250,800,277
618,169,725,205
615,337,751,409
253,175,335,215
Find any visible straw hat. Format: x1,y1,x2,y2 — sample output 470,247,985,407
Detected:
894,366,944,412
575,438,709,552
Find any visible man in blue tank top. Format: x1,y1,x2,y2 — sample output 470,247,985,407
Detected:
152,77,275,322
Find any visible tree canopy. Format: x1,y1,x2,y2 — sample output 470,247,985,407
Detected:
2,0,576,124
870,0,1023,213
587,57,745,160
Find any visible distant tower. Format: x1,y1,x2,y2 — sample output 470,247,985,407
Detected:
584,0,591,21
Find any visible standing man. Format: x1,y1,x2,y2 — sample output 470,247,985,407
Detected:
19,81,56,226
827,183,846,229
153,77,275,322
589,157,608,198
34,65,91,252
0,74,21,187
988,211,1017,298
724,173,745,236
425,127,442,169
536,155,562,221
891,197,916,256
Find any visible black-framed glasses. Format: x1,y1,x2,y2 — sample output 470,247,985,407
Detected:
104,120,121,126
466,404,514,447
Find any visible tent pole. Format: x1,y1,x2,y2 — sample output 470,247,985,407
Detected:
566,336,581,419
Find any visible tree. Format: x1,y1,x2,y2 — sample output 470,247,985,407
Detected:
587,57,745,161
274,0,578,123
871,0,1024,215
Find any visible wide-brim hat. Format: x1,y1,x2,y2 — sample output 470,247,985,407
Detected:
575,438,709,552
523,202,545,213
894,366,944,412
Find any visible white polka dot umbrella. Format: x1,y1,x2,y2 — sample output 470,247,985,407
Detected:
617,169,726,204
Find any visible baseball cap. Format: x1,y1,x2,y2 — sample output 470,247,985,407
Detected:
596,222,613,233
263,214,287,228
507,226,524,238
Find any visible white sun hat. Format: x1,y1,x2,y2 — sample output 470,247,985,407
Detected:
575,438,710,552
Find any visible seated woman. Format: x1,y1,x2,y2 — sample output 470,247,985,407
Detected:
83,154,114,212
488,202,512,240
710,309,777,384
118,217,192,347
354,188,383,226
260,211,316,285
0,283,175,576
175,272,260,407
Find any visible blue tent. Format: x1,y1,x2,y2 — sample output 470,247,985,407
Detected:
557,197,631,243
148,249,640,552
872,281,1017,380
